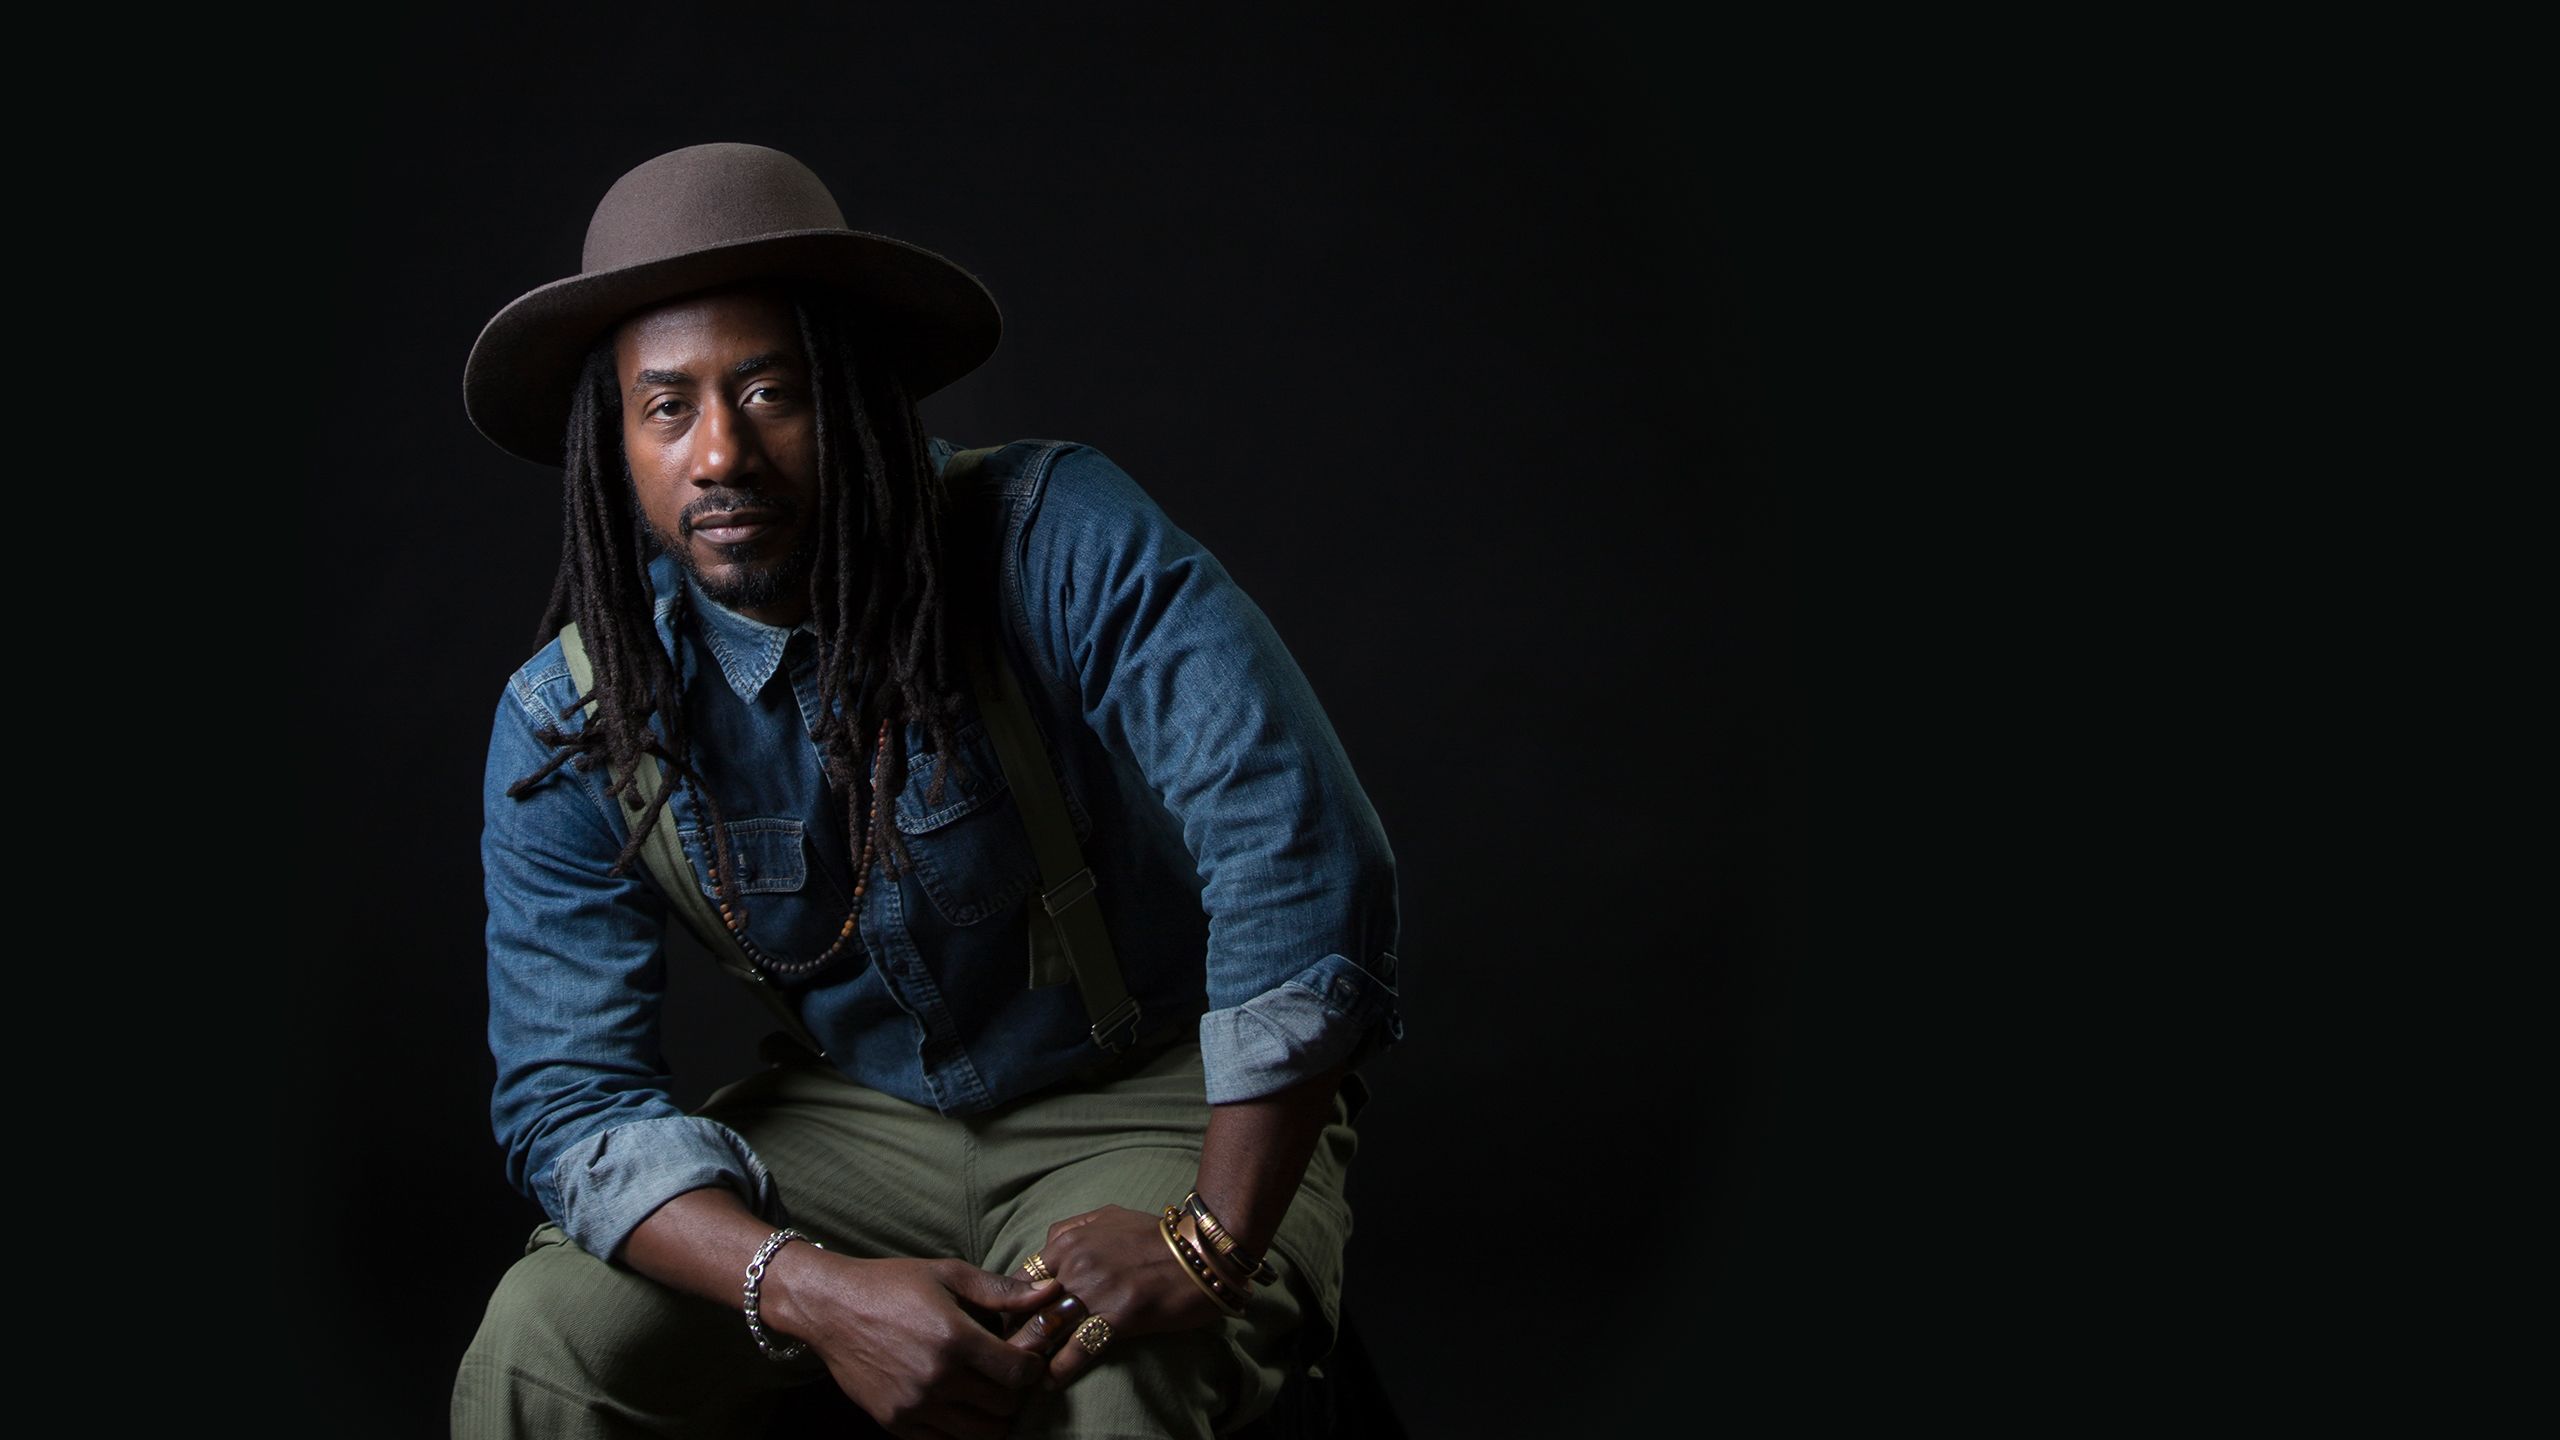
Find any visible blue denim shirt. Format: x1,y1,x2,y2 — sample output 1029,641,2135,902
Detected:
481,438,1403,1262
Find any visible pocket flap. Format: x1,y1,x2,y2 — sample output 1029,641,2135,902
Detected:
894,721,1008,834
676,816,808,896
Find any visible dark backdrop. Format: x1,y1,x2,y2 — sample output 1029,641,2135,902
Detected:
288,5,1827,1432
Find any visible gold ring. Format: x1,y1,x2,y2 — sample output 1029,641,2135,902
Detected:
1072,1314,1113,1356
1020,1252,1053,1282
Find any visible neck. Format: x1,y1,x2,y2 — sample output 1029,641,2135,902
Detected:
734,596,811,629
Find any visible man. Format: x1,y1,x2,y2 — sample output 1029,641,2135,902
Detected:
449,143,1404,1439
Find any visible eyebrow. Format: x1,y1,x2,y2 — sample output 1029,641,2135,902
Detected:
629,352,802,394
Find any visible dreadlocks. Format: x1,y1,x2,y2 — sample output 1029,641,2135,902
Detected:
503,290,976,961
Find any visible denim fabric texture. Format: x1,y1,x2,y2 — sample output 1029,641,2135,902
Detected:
481,438,1403,1262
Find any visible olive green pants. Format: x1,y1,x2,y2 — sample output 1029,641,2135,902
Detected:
451,1040,1357,1439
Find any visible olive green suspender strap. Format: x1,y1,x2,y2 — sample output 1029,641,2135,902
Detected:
552,444,1139,1063
940,443,1141,1053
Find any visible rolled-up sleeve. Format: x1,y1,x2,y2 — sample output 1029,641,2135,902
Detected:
481,670,788,1260
1011,446,1405,1103
543,1115,784,1259
1197,950,1404,1102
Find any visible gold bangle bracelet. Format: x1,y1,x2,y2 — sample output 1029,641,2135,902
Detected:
1181,1191,1280,1286
1159,1214,1250,1317
1163,1204,1253,1290
1181,1190,1249,1259
1170,1208,1261,1303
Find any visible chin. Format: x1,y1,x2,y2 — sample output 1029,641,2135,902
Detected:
677,525,817,615
697,559,808,614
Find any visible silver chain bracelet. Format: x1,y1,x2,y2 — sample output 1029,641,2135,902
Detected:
743,1227,823,1361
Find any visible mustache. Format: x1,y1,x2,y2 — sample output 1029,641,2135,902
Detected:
677,490,803,537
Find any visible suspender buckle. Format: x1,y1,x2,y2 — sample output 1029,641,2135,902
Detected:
1088,997,1143,1053
1040,867,1098,916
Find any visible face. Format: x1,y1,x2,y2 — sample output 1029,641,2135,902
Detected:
613,287,823,627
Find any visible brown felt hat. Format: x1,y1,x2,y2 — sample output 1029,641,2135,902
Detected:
463,142,1001,468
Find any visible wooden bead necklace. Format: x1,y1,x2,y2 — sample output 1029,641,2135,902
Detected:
696,714,891,978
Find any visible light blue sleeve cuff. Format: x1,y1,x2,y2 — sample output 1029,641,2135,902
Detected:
1198,951,1405,1105
549,1114,789,1264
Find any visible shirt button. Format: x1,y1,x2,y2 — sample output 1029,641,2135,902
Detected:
1330,977,1358,1005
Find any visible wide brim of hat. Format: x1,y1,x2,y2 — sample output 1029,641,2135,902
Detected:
463,227,1001,469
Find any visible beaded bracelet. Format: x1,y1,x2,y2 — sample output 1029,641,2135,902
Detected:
1181,1190,1279,1286
1174,1206,1265,1296
1159,1206,1250,1317
744,1228,824,1361
1173,1208,1257,1305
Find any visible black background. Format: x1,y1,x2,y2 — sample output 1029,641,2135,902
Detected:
278,5,1854,1432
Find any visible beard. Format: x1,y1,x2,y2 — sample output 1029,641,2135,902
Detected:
685,528,818,612
642,484,822,615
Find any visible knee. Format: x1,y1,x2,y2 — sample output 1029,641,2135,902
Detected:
454,1238,777,1426
1011,1322,1284,1440
463,1247,608,1371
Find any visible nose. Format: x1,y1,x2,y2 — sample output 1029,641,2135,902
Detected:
691,398,765,488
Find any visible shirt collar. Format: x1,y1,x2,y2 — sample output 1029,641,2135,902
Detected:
647,550,817,702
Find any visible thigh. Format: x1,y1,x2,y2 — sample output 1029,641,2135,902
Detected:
694,1056,975,1264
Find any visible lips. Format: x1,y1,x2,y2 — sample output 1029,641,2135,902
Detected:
688,510,780,545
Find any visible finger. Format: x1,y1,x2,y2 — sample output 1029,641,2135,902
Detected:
949,1321,1052,1393
1042,1312,1113,1393
922,1360,1029,1418
1005,1293,1088,1354
940,1261,1063,1316
1042,1210,1109,1249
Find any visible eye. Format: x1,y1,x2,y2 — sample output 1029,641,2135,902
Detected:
648,397,689,419
746,383,789,405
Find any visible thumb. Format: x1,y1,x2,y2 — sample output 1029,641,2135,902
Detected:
942,1263,1062,1313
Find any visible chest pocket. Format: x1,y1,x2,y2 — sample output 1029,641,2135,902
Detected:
676,817,808,897
892,715,1073,927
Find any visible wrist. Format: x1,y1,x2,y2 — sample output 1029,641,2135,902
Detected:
742,1228,830,1357
1177,1189,1279,1287
1159,1204,1252,1316
1188,1187,1254,1259
772,1241,882,1339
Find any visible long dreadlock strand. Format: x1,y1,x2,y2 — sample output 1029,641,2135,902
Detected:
510,342,713,882
794,295,971,884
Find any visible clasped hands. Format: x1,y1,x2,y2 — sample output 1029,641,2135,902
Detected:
790,1205,1227,1440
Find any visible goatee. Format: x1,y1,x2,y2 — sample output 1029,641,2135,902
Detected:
648,486,821,614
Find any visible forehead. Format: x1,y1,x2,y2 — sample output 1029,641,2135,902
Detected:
611,287,805,377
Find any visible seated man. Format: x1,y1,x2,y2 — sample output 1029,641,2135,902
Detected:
449,143,1404,1439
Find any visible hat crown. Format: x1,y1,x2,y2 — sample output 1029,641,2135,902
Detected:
469,141,999,468
581,143,848,274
